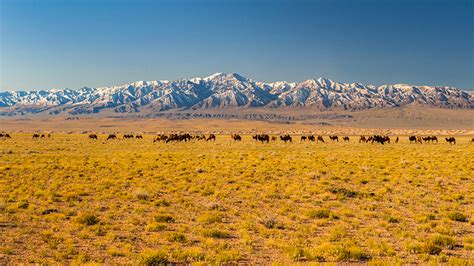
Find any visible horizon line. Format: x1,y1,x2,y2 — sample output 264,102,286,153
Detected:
1,72,473,92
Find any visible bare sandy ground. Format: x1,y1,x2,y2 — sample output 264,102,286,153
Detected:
0,106,472,135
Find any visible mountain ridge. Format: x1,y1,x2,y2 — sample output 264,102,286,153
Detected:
1,73,472,116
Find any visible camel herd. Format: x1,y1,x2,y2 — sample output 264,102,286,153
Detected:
101,133,470,144
0,133,472,144
151,133,216,143
0,133,11,139
32,133,51,139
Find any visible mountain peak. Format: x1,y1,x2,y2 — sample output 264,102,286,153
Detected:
204,72,224,80
203,73,248,82
130,80,169,87
317,77,337,86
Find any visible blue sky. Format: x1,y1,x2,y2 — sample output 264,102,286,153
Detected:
0,0,473,91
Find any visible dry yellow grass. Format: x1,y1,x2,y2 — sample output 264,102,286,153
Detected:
0,134,473,264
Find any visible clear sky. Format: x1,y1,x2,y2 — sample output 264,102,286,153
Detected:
0,0,473,91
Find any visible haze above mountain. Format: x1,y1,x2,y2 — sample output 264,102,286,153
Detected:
0,73,472,116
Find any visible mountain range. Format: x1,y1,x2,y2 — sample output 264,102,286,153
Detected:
0,73,472,116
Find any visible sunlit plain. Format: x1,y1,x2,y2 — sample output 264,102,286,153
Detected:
0,134,473,264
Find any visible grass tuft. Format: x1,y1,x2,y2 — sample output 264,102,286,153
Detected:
447,211,468,222
154,214,174,223
76,213,100,226
307,208,331,219
138,250,169,265
202,229,230,239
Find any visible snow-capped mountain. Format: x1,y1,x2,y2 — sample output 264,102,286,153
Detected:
0,73,472,116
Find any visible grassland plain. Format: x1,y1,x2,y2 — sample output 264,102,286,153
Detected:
0,134,473,264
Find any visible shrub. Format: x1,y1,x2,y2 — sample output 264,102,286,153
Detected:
328,227,347,242
208,203,224,211
406,242,423,254
17,201,29,209
308,208,331,219
95,226,107,236
65,194,81,203
447,211,468,222
146,222,167,232
431,235,456,249
386,216,400,223
108,247,126,257
76,213,100,226
198,212,223,224
421,235,456,255
329,188,358,198
202,229,230,239
337,246,372,261
138,250,169,265
261,218,284,229
154,199,170,207
447,258,472,265
285,247,307,261
154,214,174,223
170,248,205,262
216,249,241,263
135,191,150,201
422,241,442,255
167,232,187,243
312,243,371,261
417,213,436,223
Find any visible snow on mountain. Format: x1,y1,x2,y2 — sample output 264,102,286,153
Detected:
0,73,472,115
